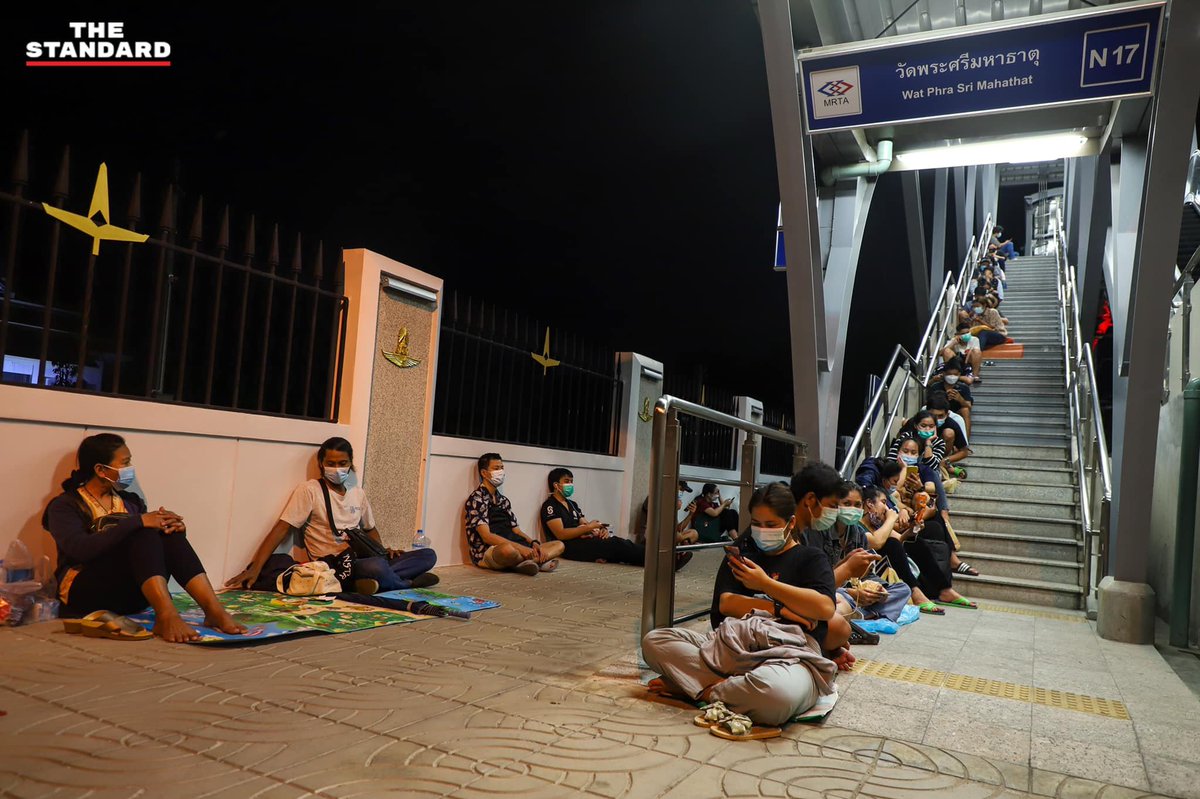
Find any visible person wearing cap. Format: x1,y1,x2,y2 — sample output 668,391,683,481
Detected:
634,481,700,547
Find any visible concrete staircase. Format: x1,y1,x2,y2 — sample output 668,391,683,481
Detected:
950,254,1086,609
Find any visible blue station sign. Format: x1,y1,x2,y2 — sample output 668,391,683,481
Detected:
799,2,1163,133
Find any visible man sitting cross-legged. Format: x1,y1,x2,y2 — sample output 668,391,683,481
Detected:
464,452,563,576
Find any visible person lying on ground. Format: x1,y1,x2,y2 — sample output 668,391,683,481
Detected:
45,433,246,642
228,437,438,596
465,453,563,575
541,467,654,567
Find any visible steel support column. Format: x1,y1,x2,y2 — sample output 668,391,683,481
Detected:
902,171,929,332
954,167,970,265
929,168,949,311
1102,0,1200,642
1074,151,1112,333
964,166,978,262
816,178,877,459
758,0,828,459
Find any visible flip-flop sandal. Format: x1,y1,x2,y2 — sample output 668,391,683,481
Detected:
848,620,880,646
693,700,738,728
538,559,559,573
62,609,118,634
918,602,945,615
708,714,782,741
79,614,152,640
935,597,978,609
955,562,980,576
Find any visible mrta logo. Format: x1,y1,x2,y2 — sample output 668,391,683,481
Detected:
809,66,862,119
26,22,171,67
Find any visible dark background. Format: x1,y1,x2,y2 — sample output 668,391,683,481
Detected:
0,3,1124,438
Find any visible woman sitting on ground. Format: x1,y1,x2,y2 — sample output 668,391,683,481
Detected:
43,433,246,642
822,482,912,622
641,474,845,737
540,468,648,566
227,437,438,594
693,483,738,542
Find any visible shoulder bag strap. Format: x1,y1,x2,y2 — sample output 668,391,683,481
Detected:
319,479,339,541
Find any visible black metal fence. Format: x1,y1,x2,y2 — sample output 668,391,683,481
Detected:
0,133,347,421
760,406,797,477
432,288,622,455
662,373,738,470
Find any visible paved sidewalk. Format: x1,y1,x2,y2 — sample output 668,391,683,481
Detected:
2,553,1198,798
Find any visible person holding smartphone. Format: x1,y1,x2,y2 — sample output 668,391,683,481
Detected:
540,468,646,566
694,483,738,543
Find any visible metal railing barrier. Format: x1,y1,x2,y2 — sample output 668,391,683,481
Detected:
1051,206,1113,610
641,395,808,635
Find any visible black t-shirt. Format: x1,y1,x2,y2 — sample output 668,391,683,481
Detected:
540,496,584,541
709,531,837,630
486,501,523,543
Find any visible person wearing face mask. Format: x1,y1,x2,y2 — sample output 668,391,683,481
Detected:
540,468,655,567
924,393,969,473
929,357,975,434
814,483,912,623
228,437,438,594
633,481,700,548
641,478,842,736
464,453,564,576
44,433,246,642
858,485,944,614
940,322,983,382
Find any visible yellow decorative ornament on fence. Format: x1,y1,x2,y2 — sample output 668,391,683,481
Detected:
42,163,149,256
382,327,421,369
531,327,561,375
638,397,653,422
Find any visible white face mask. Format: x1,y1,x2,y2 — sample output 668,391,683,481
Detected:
324,465,351,485
488,469,506,487
944,374,960,385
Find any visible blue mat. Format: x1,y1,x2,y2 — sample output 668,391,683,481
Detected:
377,588,500,614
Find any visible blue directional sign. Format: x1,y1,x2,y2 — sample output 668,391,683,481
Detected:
799,2,1163,133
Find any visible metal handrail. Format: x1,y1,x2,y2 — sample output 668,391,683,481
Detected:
642,395,808,634
1052,204,1112,607
838,212,993,479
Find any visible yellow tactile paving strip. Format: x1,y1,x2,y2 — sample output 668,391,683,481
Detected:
976,603,1087,623
853,659,1130,719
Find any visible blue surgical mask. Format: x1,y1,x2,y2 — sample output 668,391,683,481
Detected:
810,505,839,531
324,466,351,485
972,306,983,314
960,333,972,343
838,507,864,525
750,523,791,553
678,491,685,503
916,429,935,439
101,465,136,491
935,418,946,428
561,484,575,498
901,454,920,466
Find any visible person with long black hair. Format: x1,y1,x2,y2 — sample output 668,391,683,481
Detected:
43,433,246,642
227,436,438,593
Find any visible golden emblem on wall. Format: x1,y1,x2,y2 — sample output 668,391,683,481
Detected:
638,397,653,422
530,327,561,376
42,163,149,256
382,327,421,368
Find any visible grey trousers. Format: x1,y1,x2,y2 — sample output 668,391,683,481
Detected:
642,627,818,726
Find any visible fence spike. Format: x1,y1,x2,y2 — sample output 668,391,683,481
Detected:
126,172,143,228
266,223,280,273
157,183,175,234
188,196,204,244
243,215,256,260
11,130,29,189
216,205,230,254
312,240,324,280
52,145,70,201
290,232,302,276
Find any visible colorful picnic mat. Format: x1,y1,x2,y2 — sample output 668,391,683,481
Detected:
377,587,501,614
126,589,482,644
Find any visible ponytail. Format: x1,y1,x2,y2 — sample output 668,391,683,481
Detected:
63,433,126,492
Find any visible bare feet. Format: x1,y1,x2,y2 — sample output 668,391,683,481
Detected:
154,612,202,643
830,647,857,671
204,609,248,635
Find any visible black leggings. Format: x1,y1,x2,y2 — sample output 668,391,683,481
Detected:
62,528,206,617
880,529,954,598
561,536,645,566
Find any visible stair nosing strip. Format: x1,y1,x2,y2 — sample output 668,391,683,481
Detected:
955,529,1084,545
952,573,1086,594
953,509,1079,524
955,551,1083,569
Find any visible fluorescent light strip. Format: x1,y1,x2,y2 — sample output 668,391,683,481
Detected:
894,134,1091,170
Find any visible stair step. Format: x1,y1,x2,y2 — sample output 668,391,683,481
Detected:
963,460,1074,481
956,551,1082,584
972,409,1068,422
973,396,1068,409
974,377,1064,387
955,530,1083,560
952,495,1078,520
952,508,1079,537
971,421,1070,435
962,442,1069,460
970,432,1072,447
954,573,1084,610
954,479,1077,503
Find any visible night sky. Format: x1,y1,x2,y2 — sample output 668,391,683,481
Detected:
3,3,796,410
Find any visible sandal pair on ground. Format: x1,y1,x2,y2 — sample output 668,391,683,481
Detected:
693,701,782,741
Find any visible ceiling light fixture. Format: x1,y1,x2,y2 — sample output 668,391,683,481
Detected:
893,133,1093,170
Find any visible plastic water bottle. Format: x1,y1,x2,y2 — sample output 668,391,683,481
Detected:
412,529,430,550
3,540,34,583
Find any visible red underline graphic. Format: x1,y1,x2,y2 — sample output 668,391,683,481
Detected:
25,60,172,67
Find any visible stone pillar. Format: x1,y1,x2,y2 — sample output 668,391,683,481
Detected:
617,353,664,539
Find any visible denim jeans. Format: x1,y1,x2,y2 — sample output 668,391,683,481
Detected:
350,547,437,591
